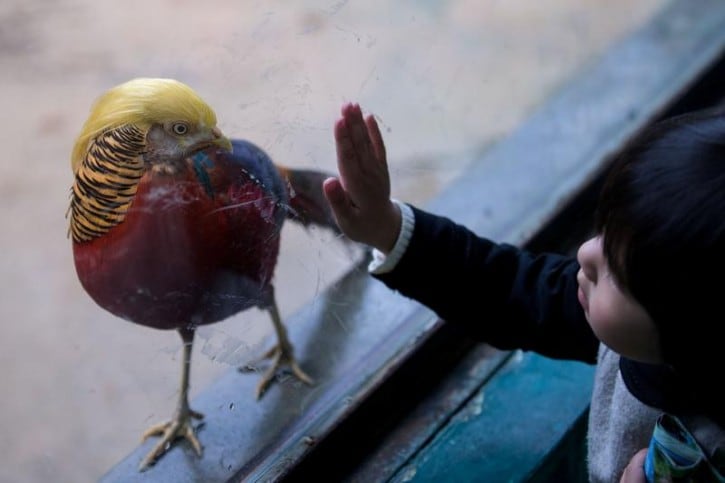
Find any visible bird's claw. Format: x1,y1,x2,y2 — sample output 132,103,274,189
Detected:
249,344,314,400
138,409,204,471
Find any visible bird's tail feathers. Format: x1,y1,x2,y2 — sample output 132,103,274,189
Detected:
277,165,341,237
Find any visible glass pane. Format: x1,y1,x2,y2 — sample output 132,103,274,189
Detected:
0,1,667,481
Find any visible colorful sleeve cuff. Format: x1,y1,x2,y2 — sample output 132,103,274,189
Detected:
368,200,415,274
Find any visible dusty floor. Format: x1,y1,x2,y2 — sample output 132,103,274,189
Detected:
0,1,666,481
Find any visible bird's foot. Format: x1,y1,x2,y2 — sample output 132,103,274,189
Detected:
138,408,204,471
244,344,314,400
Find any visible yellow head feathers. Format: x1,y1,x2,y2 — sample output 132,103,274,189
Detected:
71,78,219,174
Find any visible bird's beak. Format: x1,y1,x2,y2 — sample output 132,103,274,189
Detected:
211,126,233,152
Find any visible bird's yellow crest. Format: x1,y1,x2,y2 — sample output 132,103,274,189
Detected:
71,78,218,174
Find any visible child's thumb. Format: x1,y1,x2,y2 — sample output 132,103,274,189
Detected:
323,177,354,222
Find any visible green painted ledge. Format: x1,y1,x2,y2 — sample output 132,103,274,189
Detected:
390,352,594,483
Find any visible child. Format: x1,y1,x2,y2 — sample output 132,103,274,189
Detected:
323,103,724,482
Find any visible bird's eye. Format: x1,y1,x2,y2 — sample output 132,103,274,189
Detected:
171,123,189,135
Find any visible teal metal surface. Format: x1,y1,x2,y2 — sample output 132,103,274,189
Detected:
390,352,594,483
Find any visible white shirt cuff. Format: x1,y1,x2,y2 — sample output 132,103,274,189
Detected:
368,200,415,274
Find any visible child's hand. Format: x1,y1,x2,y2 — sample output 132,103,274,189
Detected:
620,448,648,483
324,103,401,253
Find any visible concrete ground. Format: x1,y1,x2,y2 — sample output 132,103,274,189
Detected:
0,1,666,481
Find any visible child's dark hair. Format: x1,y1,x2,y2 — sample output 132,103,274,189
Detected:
595,107,725,412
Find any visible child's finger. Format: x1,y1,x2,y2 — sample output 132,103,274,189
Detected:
334,117,361,188
323,177,354,221
346,104,374,168
365,114,387,168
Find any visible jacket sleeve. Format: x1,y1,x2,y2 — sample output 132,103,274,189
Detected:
374,206,599,364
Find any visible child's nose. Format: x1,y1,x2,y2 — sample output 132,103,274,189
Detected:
576,237,599,281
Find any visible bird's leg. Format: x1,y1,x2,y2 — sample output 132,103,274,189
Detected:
254,299,314,399
138,327,204,471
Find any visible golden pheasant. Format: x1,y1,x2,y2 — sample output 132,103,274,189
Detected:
68,78,337,470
